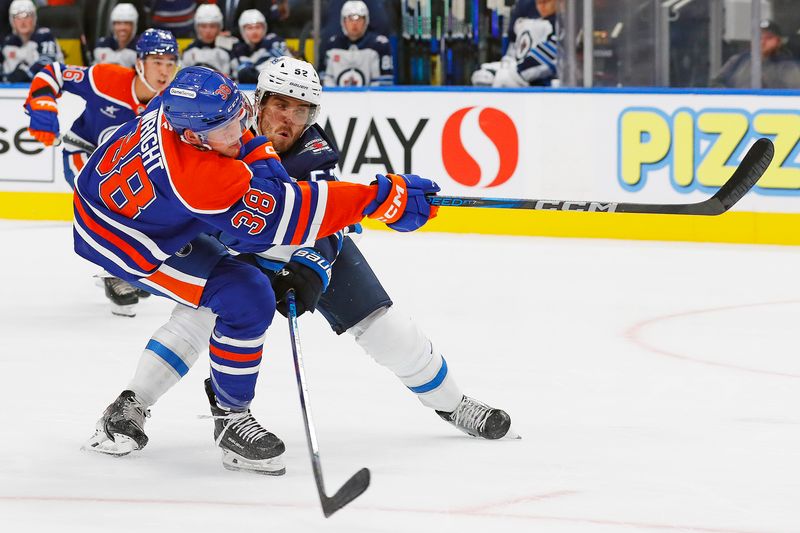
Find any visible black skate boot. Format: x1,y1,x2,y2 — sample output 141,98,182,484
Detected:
436,395,515,440
83,390,150,456
204,378,286,475
103,277,139,317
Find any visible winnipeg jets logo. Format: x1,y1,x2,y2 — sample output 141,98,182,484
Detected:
100,105,119,118
298,138,330,156
336,68,366,87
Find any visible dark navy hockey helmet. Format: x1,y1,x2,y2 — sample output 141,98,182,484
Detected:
163,66,249,141
136,28,178,59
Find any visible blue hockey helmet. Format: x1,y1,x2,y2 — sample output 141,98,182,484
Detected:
163,66,250,143
136,28,178,59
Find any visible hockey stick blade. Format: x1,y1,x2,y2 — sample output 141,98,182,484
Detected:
426,137,774,215
286,290,371,518
321,467,371,518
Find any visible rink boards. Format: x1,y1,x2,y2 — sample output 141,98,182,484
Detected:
1,85,799,245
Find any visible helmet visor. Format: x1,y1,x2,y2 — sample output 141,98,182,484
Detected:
260,93,319,129
202,100,253,146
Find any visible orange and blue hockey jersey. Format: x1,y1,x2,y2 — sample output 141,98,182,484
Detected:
28,62,148,151
72,96,378,306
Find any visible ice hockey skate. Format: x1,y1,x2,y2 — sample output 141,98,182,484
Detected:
102,277,139,317
204,378,286,475
82,390,150,456
436,395,518,440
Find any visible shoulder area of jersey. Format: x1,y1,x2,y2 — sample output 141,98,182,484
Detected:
373,33,390,44
295,127,336,159
91,62,136,81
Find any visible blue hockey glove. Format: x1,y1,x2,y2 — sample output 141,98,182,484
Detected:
24,95,59,146
271,248,332,317
363,173,440,232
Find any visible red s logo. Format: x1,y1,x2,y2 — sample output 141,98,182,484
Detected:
441,107,519,188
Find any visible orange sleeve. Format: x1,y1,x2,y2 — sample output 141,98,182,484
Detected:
315,181,377,237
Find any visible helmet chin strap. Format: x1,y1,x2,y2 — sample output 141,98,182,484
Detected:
135,59,159,96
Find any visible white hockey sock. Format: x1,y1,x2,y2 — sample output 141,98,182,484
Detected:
128,304,216,407
349,307,463,412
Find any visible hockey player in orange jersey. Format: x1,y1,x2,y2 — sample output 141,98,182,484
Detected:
79,66,441,474
24,28,180,316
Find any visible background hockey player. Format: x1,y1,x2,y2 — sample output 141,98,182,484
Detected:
471,0,557,88
81,65,441,475
24,28,179,316
1,0,62,82
93,3,140,68
318,0,393,87
181,4,233,77
83,58,513,472
230,8,290,84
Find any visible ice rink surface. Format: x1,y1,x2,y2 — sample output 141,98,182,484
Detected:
2,220,800,533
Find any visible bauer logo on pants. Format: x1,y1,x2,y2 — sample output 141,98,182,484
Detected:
441,106,519,188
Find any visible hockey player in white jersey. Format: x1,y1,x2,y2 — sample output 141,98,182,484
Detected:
319,0,393,86
471,0,558,88
82,57,516,473
1,0,63,82
181,4,233,76
92,3,139,68
231,9,290,84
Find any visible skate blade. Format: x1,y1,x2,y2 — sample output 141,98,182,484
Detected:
82,431,139,456
221,450,286,476
110,303,137,317
503,427,522,440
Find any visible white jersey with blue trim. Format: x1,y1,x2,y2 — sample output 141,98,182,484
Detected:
1,28,63,82
511,14,557,85
93,36,138,68
182,40,233,77
320,31,393,87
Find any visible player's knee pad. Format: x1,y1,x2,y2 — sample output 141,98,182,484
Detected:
349,306,431,377
350,306,462,411
148,304,216,376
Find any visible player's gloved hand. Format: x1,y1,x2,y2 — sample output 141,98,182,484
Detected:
271,248,332,317
239,135,291,182
363,173,440,232
24,95,59,146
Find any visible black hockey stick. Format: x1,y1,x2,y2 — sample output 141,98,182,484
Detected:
286,290,371,518
426,137,774,215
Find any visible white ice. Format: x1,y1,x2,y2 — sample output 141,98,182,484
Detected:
1,220,800,533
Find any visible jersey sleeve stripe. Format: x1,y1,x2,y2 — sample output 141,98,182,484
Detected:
302,180,328,244
272,183,296,245
31,65,61,95
289,181,314,245
529,48,556,71
51,62,63,87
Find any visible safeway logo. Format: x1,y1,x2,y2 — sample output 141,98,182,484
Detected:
441,107,519,188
